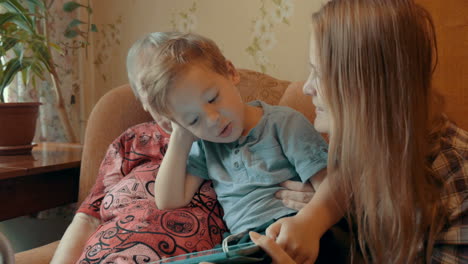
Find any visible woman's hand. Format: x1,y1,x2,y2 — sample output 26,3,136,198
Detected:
275,180,315,211
265,215,320,264
200,231,297,264
249,231,296,264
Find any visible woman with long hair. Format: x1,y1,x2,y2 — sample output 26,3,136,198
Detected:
250,0,468,263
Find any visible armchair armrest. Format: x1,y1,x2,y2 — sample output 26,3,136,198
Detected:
15,240,60,264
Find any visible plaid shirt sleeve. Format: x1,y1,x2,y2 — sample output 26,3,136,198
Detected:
430,120,468,264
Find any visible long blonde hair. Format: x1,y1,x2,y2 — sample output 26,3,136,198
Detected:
311,0,446,262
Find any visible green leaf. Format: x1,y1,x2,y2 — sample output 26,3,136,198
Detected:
64,28,79,38
24,0,46,15
63,1,82,12
12,43,24,59
0,12,35,33
23,0,46,10
1,37,19,52
31,42,52,72
0,57,31,91
31,75,36,91
67,18,84,28
30,59,44,76
0,0,35,30
25,0,46,10
91,24,98,32
0,12,17,24
21,67,29,86
48,42,62,53
31,60,46,80
0,0,27,13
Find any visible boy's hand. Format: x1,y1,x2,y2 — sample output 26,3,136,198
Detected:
266,215,320,264
171,121,199,145
275,180,315,211
154,115,173,133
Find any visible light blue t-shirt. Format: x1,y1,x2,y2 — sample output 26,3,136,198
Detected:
187,100,328,234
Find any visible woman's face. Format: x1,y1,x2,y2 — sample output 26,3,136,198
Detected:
303,33,331,134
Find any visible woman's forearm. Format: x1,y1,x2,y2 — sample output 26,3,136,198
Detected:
50,213,100,264
296,177,345,237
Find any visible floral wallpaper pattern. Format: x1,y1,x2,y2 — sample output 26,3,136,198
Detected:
94,16,123,83
167,0,294,74
246,0,294,73
171,1,198,33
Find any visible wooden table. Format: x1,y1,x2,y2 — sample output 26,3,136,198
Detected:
0,142,82,221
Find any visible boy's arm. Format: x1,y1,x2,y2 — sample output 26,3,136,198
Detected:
50,213,100,264
154,124,204,210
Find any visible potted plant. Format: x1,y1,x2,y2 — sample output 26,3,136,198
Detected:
0,0,93,154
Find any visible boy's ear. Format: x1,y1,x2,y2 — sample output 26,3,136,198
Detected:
226,60,240,85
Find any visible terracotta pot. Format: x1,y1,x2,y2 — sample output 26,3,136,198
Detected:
0,102,41,155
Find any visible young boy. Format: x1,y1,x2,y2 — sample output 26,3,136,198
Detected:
126,32,328,235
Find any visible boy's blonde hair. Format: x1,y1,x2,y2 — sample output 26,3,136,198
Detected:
127,32,229,116
312,0,446,263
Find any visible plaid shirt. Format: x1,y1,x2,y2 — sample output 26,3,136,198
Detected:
430,118,468,264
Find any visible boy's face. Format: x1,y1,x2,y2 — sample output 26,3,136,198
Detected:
167,61,245,143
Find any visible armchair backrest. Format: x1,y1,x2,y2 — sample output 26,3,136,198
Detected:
78,69,292,204
78,84,152,204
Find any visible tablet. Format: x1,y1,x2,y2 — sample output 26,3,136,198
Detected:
150,241,268,264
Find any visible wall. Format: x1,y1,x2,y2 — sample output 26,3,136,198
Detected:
80,0,327,133
418,0,468,129
80,0,467,134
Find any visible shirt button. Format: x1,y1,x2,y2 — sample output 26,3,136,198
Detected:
234,149,239,154
234,162,239,168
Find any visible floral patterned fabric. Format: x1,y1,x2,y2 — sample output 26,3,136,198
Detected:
76,121,227,263
237,69,289,106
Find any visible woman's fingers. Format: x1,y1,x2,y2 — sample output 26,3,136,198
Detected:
275,189,314,203
265,222,280,241
249,231,295,264
279,180,314,192
275,181,315,211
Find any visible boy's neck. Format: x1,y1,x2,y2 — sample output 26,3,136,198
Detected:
241,104,263,136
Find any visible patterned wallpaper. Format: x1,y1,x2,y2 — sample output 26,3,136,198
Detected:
82,0,468,134
81,0,326,124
